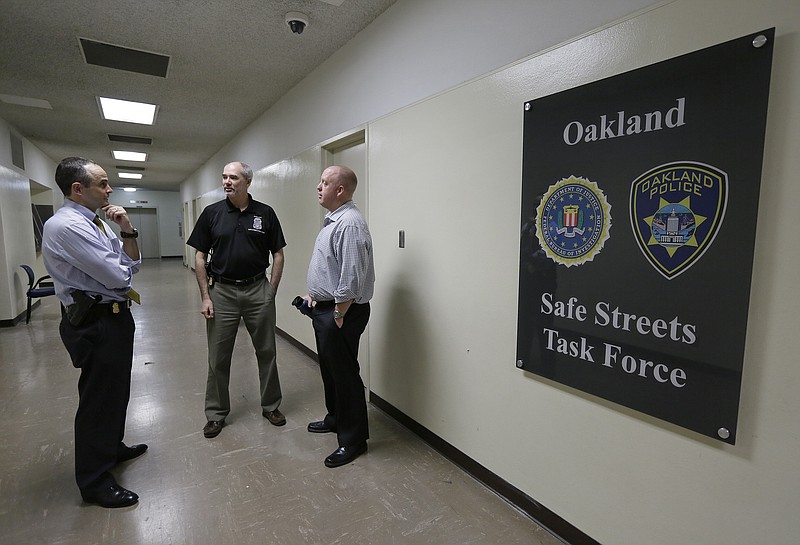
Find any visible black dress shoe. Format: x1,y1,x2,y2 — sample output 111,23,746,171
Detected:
203,420,224,438
324,442,367,468
82,484,139,508
117,443,148,463
307,420,336,433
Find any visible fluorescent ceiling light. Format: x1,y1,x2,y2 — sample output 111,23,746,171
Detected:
112,150,147,161
98,96,157,125
118,173,143,179
123,188,138,192
0,94,53,109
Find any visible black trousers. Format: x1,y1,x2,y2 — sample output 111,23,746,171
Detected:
59,307,135,493
311,301,370,447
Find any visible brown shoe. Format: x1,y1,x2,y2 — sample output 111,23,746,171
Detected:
203,420,224,438
262,409,286,426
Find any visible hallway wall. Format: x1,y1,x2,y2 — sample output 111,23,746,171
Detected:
182,1,800,544
0,118,58,321
367,3,800,544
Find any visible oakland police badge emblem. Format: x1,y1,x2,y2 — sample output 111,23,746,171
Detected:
535,176,611,267
629,161,728,279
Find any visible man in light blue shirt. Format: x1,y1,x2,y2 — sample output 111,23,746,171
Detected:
42,157,145,508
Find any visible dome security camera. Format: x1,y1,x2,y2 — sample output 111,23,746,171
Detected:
286,12,309,34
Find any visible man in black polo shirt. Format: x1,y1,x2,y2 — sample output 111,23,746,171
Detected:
187,161,287,438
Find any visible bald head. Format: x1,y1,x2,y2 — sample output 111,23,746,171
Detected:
318,165,359,212
327,165,357,197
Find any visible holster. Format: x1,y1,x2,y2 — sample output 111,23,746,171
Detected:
65,290,100,326
205,248,214,287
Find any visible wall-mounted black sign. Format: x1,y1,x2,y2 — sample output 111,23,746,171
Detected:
517,29,774,444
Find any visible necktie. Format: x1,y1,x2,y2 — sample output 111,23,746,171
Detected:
92,215,141,304
92,214,107,236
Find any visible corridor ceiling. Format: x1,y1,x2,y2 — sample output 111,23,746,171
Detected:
0,0,396,190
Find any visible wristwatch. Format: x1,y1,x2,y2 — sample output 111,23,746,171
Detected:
333,309,344,320
120,228,139,239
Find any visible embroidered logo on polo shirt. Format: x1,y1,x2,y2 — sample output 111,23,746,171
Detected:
252,216,264,232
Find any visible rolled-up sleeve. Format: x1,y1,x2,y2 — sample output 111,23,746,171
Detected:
333,225,371,303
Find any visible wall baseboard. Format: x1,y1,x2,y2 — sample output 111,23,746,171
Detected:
369,393,600,545
0,304,34,328
277,327,316,359
275,328,599,545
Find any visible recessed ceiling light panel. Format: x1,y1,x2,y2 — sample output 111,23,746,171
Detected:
112,150,147,161
118,173,143,179
98,97,157,125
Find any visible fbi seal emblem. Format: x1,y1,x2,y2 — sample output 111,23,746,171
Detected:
536,176,611,267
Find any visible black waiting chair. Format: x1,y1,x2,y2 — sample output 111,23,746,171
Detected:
20,264,56,324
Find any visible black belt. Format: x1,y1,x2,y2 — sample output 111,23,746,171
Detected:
314,300,368,308
212,272,265,286
60,299,131,324
92,300,132,315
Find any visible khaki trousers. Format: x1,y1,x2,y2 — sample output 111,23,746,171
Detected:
204,277,282,421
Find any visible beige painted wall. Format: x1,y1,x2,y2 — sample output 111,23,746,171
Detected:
0,164,36,320
251,148,327,350
367,2,799,545
0,120,59,321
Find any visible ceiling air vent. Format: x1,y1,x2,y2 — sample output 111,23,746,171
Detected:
80,38,170,78
108,134,153,145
